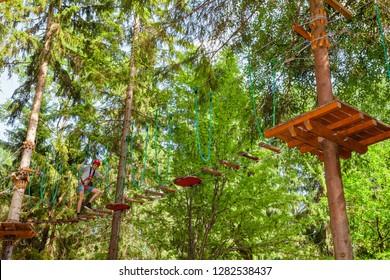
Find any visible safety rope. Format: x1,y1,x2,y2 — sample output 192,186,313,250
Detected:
247,53,276,143
94,142,115,199
374,0,390,80
81,142,112,196
88,165,111,193
194,86,213,163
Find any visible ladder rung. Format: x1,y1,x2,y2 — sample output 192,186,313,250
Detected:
145,190,165,197
124,197,145,204
219,160,240,170
259,142,281,153
155,186,177,193
134,194,156,201
201,167,223,176
238,151,259,161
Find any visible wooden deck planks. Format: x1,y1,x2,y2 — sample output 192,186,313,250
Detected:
264,100,390,160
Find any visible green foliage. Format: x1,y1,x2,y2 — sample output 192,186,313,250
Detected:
1,0,389,260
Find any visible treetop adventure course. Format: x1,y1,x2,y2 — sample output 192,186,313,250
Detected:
1,0,389,261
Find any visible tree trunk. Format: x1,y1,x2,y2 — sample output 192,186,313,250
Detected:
309,0,353,260
108,14,140,260
199,180,225,259
1,3,57,260
38,225,50,252
187,187,196,260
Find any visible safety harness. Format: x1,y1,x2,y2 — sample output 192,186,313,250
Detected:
80,167,96,191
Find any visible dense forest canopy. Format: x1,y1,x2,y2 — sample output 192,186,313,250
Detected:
0,0,389,260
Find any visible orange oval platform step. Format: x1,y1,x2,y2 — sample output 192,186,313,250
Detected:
106,203,131,211
173,176,202,187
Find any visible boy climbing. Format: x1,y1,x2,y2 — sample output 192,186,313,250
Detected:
76,159,105,216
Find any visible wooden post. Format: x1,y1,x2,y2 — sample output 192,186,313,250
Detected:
309,0,353,259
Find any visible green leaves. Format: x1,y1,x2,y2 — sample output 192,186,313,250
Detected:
1,0,389,260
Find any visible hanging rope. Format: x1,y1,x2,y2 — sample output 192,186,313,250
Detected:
129,123,149,189
154,109,161,185
27,162,42,209
374,0,390,80
165,113,173,186
37,160,60,205
47,162,63,205
97,142,115,199
27,160,64,208
153,110,174,186
247,53,276,143
194,86,213,162
38,160,50,203
271,58,277,127
53,164,75,210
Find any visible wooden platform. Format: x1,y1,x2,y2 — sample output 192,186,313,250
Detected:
0,222,37,239
264,100,390,161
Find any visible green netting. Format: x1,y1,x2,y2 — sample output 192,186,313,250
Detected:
194,86,213,163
